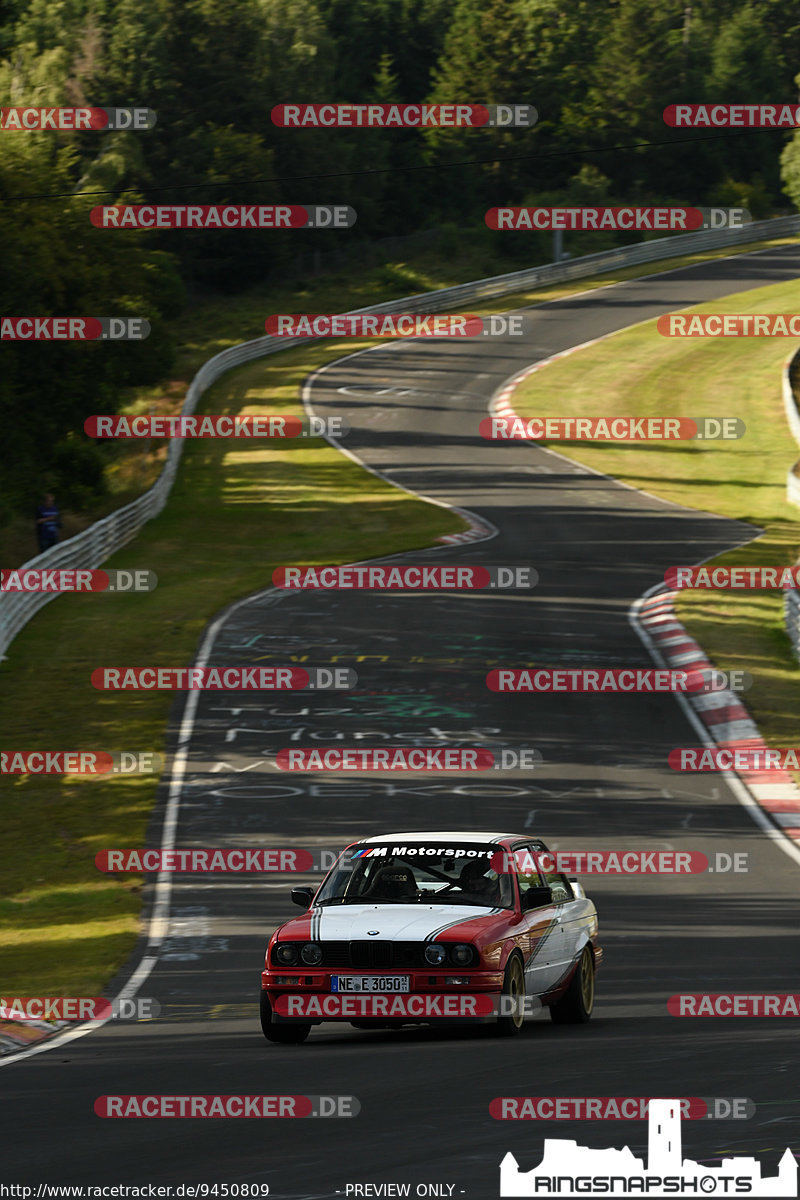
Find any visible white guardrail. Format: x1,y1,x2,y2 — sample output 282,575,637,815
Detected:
2,214,800,661
782,344,800,658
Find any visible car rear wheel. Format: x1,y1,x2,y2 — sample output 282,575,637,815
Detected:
495,954,526,1036
549,946,594,1024
260,991,310,1044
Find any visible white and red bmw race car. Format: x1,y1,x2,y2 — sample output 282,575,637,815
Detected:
260,830,602,1044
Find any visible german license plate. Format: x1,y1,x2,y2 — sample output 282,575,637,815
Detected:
331,976,410,993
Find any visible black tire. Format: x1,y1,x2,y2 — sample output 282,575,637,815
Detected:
549,946,595,1024
495,954,526,1036
260,991,310,1044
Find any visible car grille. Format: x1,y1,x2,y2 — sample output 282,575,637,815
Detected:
272,941,427,968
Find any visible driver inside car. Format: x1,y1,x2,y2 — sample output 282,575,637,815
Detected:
457,858,502,903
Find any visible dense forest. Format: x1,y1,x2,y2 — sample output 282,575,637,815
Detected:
2,0,800,526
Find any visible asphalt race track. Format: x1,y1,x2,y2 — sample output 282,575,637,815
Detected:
4,245,800,1196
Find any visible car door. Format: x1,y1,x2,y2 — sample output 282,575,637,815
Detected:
511,842,567,996
536,860,583,985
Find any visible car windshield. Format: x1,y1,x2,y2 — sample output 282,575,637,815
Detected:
314,841,515,908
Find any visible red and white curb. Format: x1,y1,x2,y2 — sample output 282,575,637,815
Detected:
490,347,800,854
491,333,614,424
487,336,689,509
438,507,496,544
637,587,800,846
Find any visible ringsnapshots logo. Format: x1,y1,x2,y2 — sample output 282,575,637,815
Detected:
480,416,745,441
265,314,527,338
0,106,156,130
1,318,149,340
487,668,752,693
271,103,536,128
90,205,355,229
499,1099,797,1197
1,569,156,593
84,414,347,438
272,565,537,589
91,667,357,690
486,207,750,231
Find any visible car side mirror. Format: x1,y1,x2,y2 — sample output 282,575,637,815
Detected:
521,885,553,910
291,885,315,908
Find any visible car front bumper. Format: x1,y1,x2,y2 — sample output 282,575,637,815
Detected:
261,969,506,1023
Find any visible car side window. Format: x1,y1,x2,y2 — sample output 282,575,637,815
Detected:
512,844,545,907
542,872,573,904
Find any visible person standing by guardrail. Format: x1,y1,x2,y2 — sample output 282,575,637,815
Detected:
35,492,61,552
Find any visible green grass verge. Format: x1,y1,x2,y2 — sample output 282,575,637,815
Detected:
0,339,464,996
0,233,796,997
510,276,800,747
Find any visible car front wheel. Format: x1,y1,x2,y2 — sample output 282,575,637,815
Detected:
549,946,594,1024
260,991,310,1044
495,954,526,1036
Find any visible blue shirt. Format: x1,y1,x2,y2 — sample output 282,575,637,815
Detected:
36,504,60,535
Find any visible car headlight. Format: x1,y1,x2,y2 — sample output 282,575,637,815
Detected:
424,944,446,966
300,943,322,965
274,943,298,965
450,944,474,966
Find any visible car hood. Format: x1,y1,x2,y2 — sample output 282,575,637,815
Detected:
278,903,503,941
